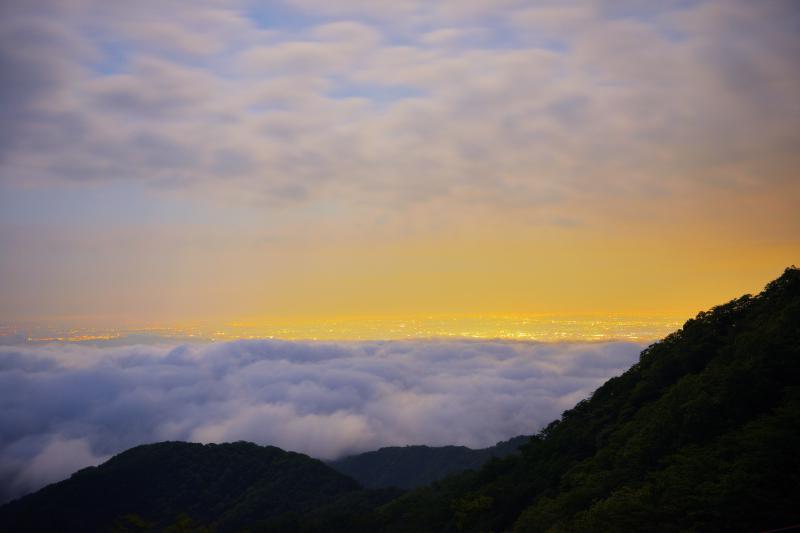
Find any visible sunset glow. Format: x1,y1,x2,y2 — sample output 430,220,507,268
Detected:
0,1,797,334
6,313,686,344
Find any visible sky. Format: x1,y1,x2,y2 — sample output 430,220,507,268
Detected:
1,0,799,330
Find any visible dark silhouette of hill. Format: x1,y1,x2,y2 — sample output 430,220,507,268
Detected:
0,441,374,532
329,436,530,489
1,267,798,532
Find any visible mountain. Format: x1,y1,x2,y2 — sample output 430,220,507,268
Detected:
0,441,372,532
373,267,800,532
329,436,530,489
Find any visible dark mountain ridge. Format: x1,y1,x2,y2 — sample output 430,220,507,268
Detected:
329,435,530,489
0,441,367,532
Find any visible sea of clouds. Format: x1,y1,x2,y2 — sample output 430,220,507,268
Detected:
0,338,644,503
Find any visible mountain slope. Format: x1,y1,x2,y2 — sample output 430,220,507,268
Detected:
0,441,364,532
329,436,530,489
373,267,800,532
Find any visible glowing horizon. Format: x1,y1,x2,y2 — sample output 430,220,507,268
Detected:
3,312,689,344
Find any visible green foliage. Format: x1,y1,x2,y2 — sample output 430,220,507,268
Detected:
163,513,214,533
453,494,493,531
111,513,154,532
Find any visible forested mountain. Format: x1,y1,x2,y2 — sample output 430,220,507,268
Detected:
372,267,800,532
0,441,377,532
329,435,530,489
1,267,798,532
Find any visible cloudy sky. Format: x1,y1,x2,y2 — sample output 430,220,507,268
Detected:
0,0,797,327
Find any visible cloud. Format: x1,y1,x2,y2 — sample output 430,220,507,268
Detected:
3,437,110,498
0,339,643,503
420,27,489,47
1,0,797,209
283,0,421,19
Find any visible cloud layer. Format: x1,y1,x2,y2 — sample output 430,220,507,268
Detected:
2,1,798,211
0,339,642,502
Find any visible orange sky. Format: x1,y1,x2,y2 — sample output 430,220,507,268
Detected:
0,1,798,334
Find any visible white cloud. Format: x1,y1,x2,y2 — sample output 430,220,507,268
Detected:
2,0,797,208
283,0,421,19
420,27,488,47
6,437,110,497
0,339,643,502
